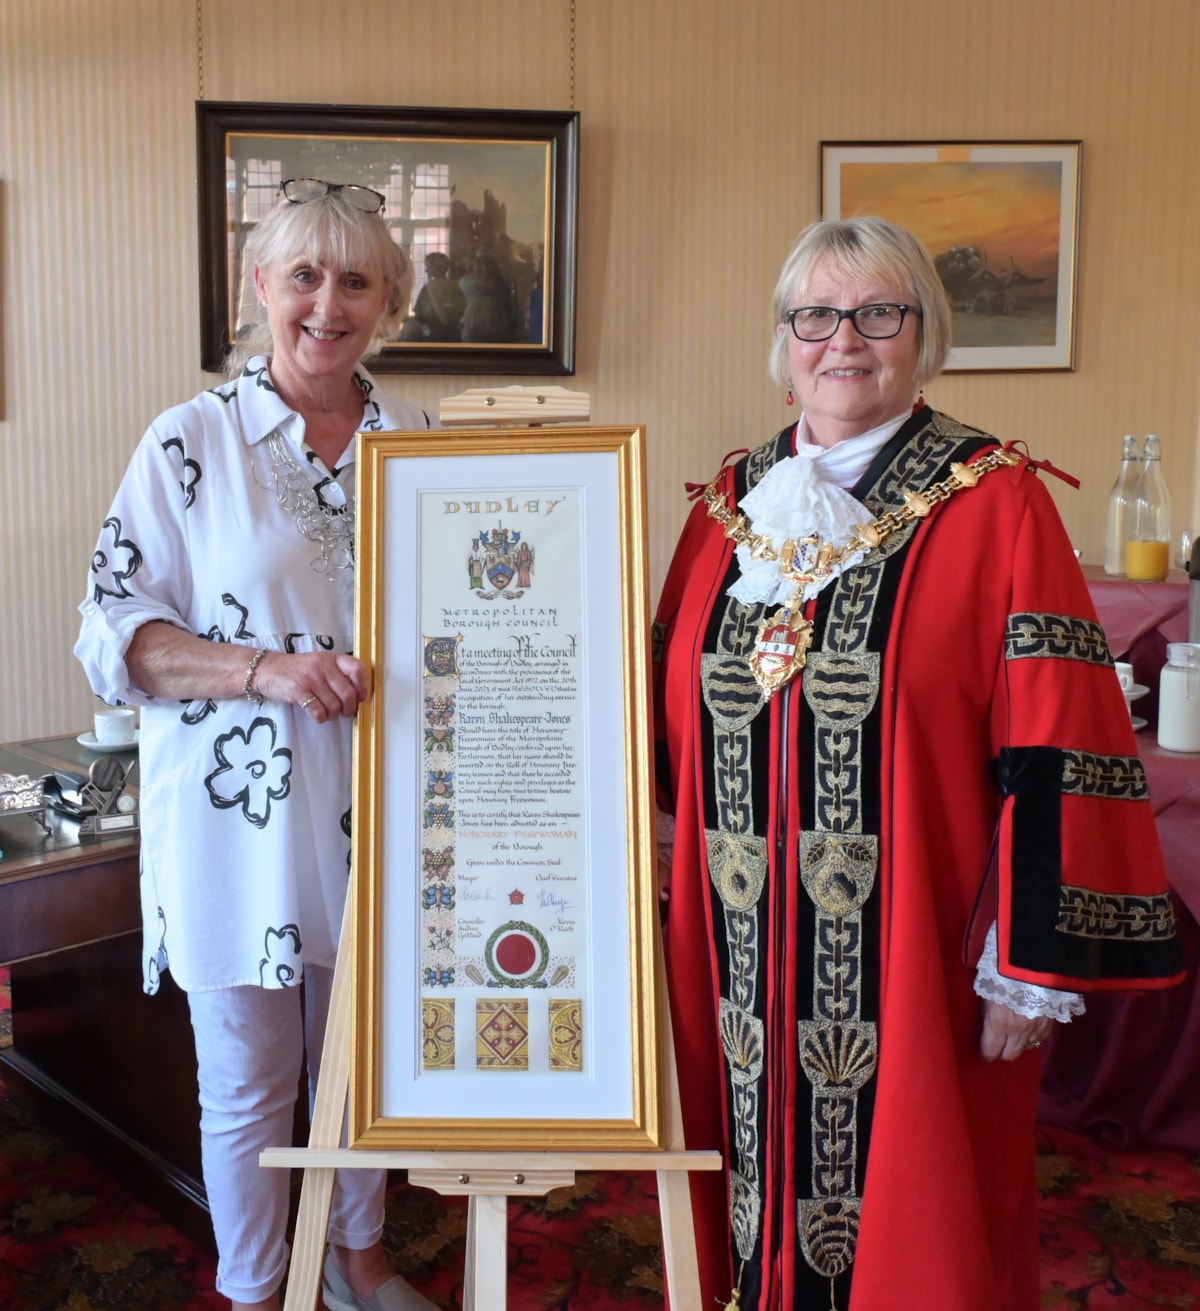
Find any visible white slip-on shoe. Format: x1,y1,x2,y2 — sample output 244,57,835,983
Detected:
321,1251,438,1311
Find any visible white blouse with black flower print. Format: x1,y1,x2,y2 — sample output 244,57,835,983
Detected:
75,356,433,995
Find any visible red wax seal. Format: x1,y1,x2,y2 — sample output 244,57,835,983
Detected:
495,932,538,976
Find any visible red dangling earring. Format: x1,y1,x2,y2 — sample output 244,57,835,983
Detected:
786,388,795,407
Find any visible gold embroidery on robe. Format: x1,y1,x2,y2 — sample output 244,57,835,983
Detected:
1060,751,1149,800
1005,612,1111,664
1057,886,1176,940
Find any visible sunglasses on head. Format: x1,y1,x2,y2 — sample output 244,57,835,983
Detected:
277,177,386,214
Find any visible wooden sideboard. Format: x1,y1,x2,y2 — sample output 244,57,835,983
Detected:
0,734,211,1249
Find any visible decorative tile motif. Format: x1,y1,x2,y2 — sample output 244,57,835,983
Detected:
549,999,583,1071
476,998,529,1070
422,998,456,1070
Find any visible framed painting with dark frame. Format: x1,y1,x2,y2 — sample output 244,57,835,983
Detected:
197,101,579,375
348,423,662,1151
821,141,1081,371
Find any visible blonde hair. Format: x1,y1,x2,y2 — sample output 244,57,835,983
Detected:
767,216,952,391
225,190,413,376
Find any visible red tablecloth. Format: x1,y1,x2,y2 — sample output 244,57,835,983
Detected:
1083,567,1190,728
1038,733,1200,1149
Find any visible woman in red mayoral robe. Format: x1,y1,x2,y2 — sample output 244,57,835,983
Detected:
654,217,1183,1311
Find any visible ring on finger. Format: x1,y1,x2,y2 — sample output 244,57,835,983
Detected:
300,696,317,709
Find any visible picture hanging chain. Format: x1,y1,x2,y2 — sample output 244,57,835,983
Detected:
196,0,205,100
569,0,576,109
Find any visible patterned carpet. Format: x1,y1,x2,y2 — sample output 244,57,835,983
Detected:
1036,1125,1200,1309
1,963,1198,1309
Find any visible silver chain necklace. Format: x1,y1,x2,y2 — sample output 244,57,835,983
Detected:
256,431,355,574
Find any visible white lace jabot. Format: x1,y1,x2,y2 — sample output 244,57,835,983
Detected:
726,445,873,608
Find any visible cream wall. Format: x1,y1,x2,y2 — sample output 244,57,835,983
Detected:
2,0,1198,741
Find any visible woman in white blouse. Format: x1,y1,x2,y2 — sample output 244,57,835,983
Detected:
76,179,437,1311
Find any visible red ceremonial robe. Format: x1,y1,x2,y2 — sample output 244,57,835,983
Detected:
653,408,1183,1311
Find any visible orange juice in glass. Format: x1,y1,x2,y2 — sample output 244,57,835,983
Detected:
1125,539,1170,581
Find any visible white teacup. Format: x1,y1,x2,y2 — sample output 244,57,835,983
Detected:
1114,661,1135,693
94,706,136,745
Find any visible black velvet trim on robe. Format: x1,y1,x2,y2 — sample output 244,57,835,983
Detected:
997,744,1184,979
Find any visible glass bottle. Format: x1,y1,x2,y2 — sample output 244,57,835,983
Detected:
1125,434,1172,581
1103,434,1140,575
1189,537,1200,643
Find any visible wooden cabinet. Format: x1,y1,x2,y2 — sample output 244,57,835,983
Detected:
0,735,211,1248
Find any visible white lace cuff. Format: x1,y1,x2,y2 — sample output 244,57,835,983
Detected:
973,922,1085,1023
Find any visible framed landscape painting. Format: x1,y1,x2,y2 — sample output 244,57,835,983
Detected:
822,141,1081,371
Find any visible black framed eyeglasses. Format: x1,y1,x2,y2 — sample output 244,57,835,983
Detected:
784,303,920,342
278,177,386,214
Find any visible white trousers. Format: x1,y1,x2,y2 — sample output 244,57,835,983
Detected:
188,967,386,1303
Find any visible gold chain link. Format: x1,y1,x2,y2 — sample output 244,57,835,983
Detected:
569,0,577,110
195,0,205,100
703,446,1020,589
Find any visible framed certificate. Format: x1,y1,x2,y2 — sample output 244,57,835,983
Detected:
349,425,661,1150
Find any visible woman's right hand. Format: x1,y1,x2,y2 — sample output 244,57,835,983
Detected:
126,622,368,719
254,651,370,721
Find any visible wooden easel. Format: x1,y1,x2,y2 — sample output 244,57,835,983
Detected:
262,904,721,1310
437,384,591,428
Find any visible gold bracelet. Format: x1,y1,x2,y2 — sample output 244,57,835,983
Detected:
243,647,268,706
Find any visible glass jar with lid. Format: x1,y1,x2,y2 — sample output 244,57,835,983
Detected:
1158,642,1200,753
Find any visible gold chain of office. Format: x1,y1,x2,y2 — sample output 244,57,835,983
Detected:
702,444,1022,695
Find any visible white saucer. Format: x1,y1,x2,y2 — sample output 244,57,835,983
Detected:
77,730,139,753
1125,684,1150,702
1131,716,1148,731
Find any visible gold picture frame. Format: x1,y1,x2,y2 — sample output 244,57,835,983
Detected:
349,424,661,1150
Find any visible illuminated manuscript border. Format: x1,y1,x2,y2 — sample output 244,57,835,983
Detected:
350,425,660,1150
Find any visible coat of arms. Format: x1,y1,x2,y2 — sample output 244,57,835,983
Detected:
751,608,814,697
469,524,535,599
